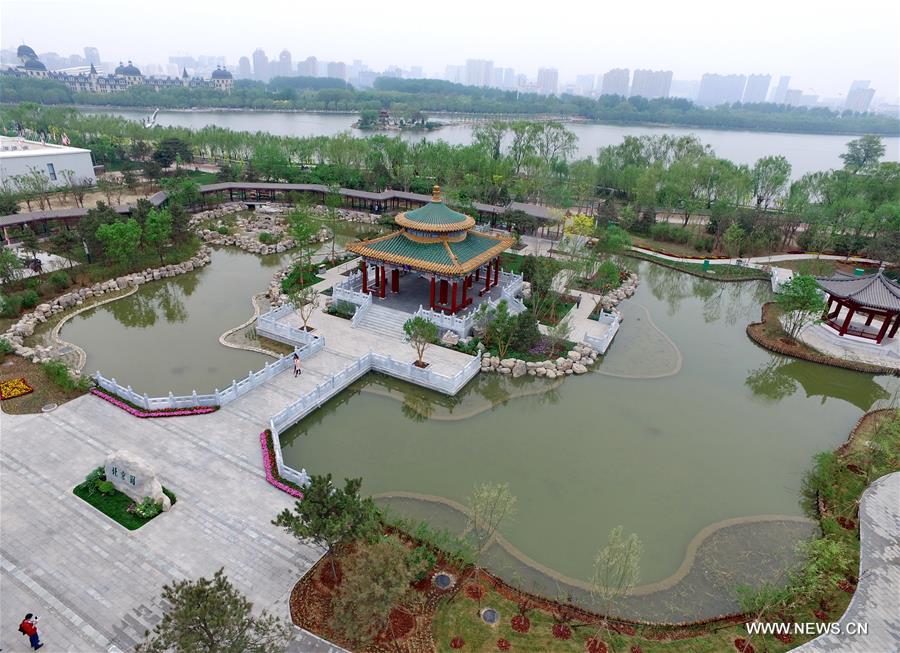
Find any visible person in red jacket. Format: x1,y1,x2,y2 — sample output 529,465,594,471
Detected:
18,613,43,650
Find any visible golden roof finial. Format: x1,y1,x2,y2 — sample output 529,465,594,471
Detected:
432,185,442,202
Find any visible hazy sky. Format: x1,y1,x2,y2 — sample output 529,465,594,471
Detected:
2,0,898,98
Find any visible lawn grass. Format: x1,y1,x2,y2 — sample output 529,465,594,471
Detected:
73,480,176,530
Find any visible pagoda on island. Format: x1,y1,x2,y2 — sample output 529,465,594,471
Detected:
816,268,900,343
347,186,514,314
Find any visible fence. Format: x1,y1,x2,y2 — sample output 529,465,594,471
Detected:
583,311,621,355
268,351,481,484
415,271,525,337
94,338,322,411
257,304,326,350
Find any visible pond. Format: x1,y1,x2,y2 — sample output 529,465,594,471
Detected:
279,260,898,620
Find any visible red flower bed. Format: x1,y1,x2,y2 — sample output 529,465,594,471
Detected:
91,388,217,417
511,615,530,633
259,431,304,498
836,516,856,530
585,637,608,653
319,561,342,590
733,638,755,653
450,636,465,649
552,623,572,640
775,632,794,643
497,639,511,651
630,647,644,653
838,579,856,594
814,609,829,622
465,584,485,600
611,622,637,636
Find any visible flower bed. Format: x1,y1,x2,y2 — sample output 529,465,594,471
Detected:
260,430,304,498
73,474,176,531
90,388,219,417
0,377,34,401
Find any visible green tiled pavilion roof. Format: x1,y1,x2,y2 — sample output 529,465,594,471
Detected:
395,200,476,232
347,229,514,276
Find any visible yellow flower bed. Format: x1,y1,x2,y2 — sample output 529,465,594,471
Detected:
0,377,34,401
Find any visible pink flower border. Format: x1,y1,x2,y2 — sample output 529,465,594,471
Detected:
91,389,218,418
259,431,303,499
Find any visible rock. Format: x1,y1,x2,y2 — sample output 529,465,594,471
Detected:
512,361,526,378
572,363,588,374
535,367,546,377
528,370,536,376
500,358,517,369
441,330,460,346
567,351,582,361
545,370,557,379
498,367,511,374
105,450,171,512
565,369,574,375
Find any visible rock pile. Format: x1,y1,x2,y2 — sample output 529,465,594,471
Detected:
2,247,213,363
594,273,639,311
479,343,599,380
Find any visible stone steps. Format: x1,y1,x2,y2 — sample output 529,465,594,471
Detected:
354,305,409,340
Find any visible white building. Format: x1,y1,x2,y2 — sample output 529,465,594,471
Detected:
0,136,96,190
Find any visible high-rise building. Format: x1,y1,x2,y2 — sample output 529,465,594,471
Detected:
83,47,100,66
409,65,423,79
277,49,292,77
742,74,771,104
297,56,318,77
629,69,672,99
696,73,746,106
252,48,268,81
445,64,465,84
502,67,516,90
536,68,558,95
237,56,252,78
770,75,791,103
669,79,699,101
327,61,347,80
845,81,875,113
465,59,493,87
576,74,595,95
783,89,803,106
600,68,630,97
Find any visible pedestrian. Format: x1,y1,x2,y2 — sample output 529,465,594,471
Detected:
292,352,302,378
18,613,43,650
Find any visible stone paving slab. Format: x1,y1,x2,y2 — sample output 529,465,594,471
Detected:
0,393,323,653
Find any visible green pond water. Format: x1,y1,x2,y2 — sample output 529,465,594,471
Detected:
279,260,897,616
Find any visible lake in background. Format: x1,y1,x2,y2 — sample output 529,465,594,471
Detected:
88,108,899,179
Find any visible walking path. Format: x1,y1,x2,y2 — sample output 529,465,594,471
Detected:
0,380,335,652
629,246,879,267
793,472,900,653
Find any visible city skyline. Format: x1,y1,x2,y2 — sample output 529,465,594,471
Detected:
1,0,897,99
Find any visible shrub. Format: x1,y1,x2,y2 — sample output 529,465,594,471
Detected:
96,480,116,495
132,497,163,519
20,289,39,309
48,271,72,292
511,311,541,351
692,234,714,252
1,294,23,318
41,361,92,393
85,466,105,484
593,260,621,293
216,225,229,235
407,545,438,582
0,337,12,355
258,231,279,244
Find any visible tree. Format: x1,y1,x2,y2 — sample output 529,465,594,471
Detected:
485,299,518,358
96,218,142,268
468,482,516,577
272,474,380,575
50,229,81,261
722,221,745,258
286,207,319,287
152,137,193,168
751,155,791,209
328,538,422,647
323,185,342,263
840,135,885,173
0,247,24,284
144,208,173,264
135,568,292,653
775,274,826,340
0,185,20,215
19,225,39,258
288,285,320,331
403,316,438,367
590,526,642,639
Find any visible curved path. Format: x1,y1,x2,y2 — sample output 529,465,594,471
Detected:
628,247,879,267
793,472,900,653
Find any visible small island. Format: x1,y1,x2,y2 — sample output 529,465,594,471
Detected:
353,108,444,131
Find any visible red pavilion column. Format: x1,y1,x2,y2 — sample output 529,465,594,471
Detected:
461,275,469,307
380,266,387,298
889,313,900,338
429,277,436,310
838,304,856,335
360,261,368,294
875,314,892,343
440,279,448,304
451,281,458,313
391,269,399,293
493,257,500,287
